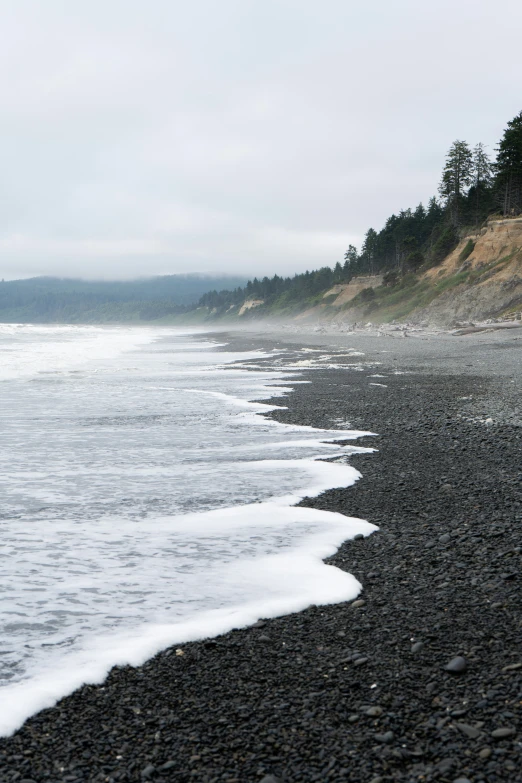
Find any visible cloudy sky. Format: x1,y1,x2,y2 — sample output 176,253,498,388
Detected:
1,0,521,280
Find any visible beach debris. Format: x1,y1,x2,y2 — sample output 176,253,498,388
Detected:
175,648,185,656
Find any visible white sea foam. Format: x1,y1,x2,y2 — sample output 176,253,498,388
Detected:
0,325,377,736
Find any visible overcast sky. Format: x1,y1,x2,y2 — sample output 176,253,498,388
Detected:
1,0,521,281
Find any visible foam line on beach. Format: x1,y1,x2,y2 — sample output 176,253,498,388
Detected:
0,330,377,737
0,440,376,738
0,501,375,737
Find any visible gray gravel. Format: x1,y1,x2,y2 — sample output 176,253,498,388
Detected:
0,328,520,783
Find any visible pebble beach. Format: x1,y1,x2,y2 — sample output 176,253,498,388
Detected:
1,328,521,783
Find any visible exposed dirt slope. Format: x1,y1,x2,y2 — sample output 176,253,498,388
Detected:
414,217,522,324
323,275,384,306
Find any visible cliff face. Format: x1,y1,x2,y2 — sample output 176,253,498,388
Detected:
238,298,264,316
323,275,384,306
414,217,522,324
226,219,521,328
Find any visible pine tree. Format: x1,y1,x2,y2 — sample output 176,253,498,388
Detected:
343,245,358,278
361,229,378,275
495,110,522,216
333,261,343,283
439,140,473,226
470,143,493,225
472,143,493,188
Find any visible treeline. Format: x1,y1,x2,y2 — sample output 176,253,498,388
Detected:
0,274,247,323
199,110,522,315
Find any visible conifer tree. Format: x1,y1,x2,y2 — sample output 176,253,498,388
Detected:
495,110,522,216
472,143,493,189
439,140,473,226
470,143,493,225
343,245,358,278
361,229,378,274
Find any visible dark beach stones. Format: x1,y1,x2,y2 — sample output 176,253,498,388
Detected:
445,656,468,673
455,723,481,739
491,727,516,739
374,731,394,743
1,346,521,783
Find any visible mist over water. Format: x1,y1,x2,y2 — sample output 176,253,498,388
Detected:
0,325,376,735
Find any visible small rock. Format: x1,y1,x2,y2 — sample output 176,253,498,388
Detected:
353,533,365,540
437,758,456,773
411,641,424,654
258,635,271,644
348,714,359,723
175,648,184,657
478,747,492,759
351,599,365,608
455,723,481,739
260,776,281,783
374,731,394,744
141,765,156,779
252,620,267,628
445,656,468,673
439,533,451,544
440,483,453,492
354,657,369,666
160,761,176,770
502,662,522,671
491,727,516,739
366,706,383,717
369,778,384,783
453,778,472,783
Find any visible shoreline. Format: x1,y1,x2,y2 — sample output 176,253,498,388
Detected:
1,330,521,782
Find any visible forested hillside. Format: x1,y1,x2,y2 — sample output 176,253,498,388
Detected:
2,110,520,325
0,275,247,323
198,110,522,319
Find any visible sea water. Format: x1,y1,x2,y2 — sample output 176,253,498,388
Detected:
0,324,376,736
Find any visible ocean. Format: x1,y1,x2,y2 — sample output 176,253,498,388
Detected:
0,324,376,736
